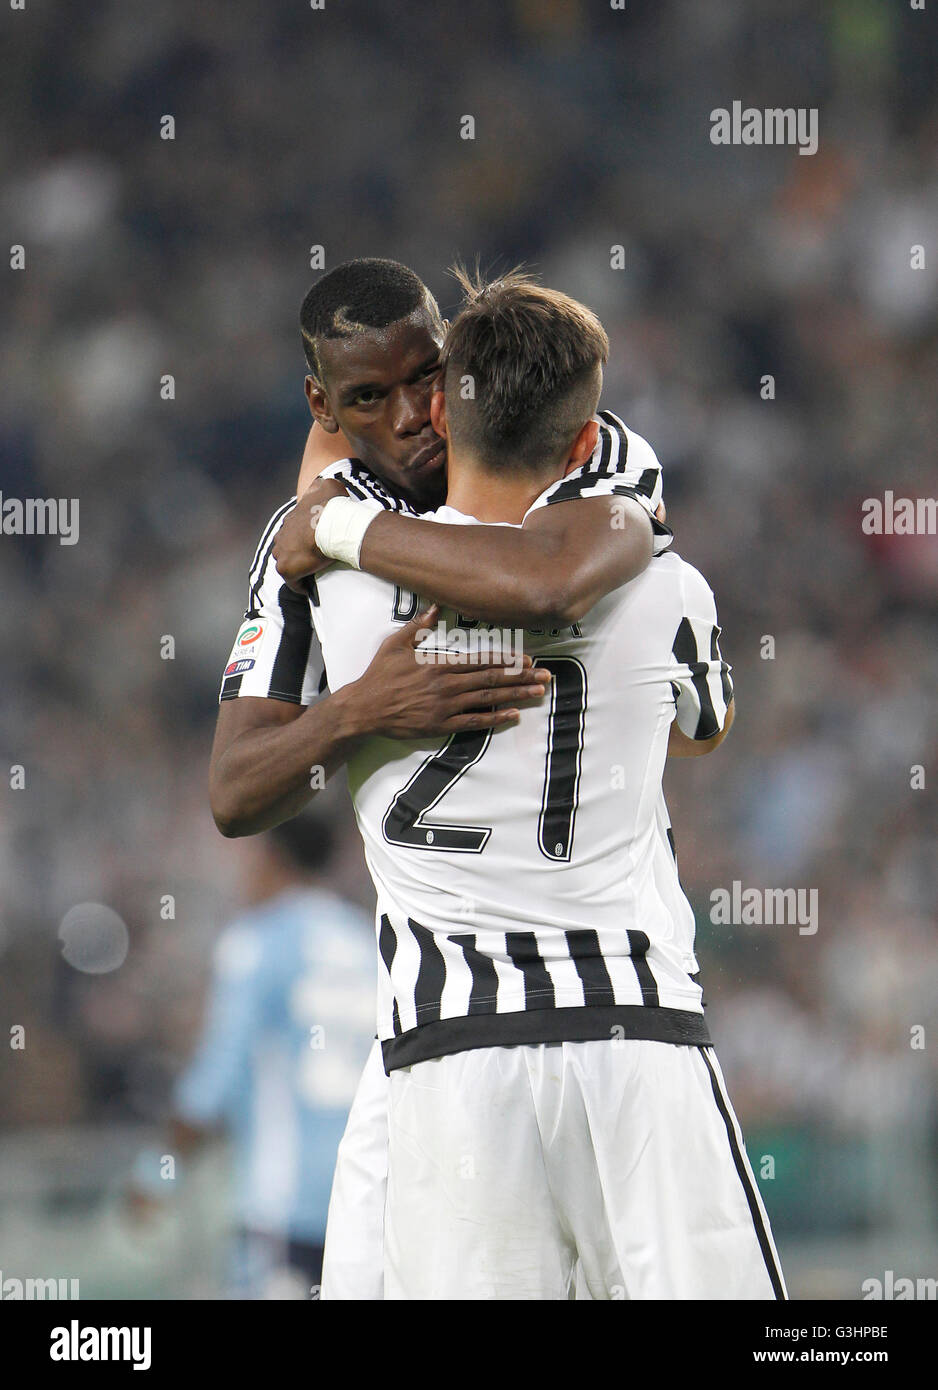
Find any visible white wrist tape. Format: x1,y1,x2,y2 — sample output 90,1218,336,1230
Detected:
314,496,381,569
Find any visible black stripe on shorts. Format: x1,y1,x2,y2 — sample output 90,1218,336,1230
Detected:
698,1047,787,1301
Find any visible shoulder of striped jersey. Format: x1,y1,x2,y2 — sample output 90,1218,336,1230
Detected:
250,497,297,578
245,497,301,610
676,556,719,618
595,411,663,493
320,458,420,514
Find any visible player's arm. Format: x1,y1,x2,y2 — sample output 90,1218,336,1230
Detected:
299,420,354,487
275,480,653,627
210,688,373,838
361,491,653,627
667,567,735,759
210,607,549,838
278,408,669,625
668,696,735,757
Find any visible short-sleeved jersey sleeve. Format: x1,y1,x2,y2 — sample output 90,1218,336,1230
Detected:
219,500,325,705
320,457,421,514
522,410,673,556
670,564,734,740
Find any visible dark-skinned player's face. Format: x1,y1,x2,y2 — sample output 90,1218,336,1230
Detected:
306,306,447,510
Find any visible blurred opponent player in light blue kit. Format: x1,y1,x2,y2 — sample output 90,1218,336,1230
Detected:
129,812,375,1297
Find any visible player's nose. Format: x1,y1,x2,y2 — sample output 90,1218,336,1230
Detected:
391,384,431,436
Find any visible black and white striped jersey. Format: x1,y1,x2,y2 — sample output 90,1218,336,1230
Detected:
218,497,325,705
218,411,671,706
308,516,732,1071
214,413,732,1074
331,409,673,552
536,409,668,538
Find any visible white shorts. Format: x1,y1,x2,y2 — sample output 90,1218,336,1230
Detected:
325,1038,786,1301
320,1039,388,1301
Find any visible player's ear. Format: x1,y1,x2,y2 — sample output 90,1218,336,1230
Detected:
568,418,599,470
430,384,447,437
306,375,339,434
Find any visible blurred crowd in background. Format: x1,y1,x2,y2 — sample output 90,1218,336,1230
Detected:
1,0,936,1296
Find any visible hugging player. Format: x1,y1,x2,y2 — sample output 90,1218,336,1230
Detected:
213,260,783,1298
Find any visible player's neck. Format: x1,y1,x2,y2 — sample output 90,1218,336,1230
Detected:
444,450,561,524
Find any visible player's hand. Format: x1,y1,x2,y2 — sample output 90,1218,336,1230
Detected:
273,477,350,591
348,605,551,739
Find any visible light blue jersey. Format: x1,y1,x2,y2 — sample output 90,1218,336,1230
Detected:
175,886,376,1243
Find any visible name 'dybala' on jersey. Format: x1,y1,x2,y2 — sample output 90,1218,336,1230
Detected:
392,587,583,643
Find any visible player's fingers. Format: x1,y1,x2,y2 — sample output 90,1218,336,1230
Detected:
449,684,545,713
403,620,534,669
440,652,535,671
445,664,550,691
433,657,535,676
414,647,534,671
401,604,440,645
441,707,523,731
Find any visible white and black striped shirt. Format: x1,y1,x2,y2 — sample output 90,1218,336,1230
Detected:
218,412,670,706
217,416,733,1073
309,533,731,1071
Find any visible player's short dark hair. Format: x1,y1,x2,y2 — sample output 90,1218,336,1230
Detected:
440,266,608,475
267,809,336,876
300,258,442,384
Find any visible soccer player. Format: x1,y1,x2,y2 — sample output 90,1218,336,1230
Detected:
271,270,786,1300
126,813,375,1297
209,262,663,844
210,258,670,1296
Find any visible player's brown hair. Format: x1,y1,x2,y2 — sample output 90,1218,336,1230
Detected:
440,266,608,474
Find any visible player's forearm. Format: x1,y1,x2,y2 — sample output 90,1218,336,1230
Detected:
359,514,564,624
358,511,647,627
298,423,354,493
210,688,371,837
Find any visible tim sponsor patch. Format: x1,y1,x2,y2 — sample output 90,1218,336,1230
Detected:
225,618,267,675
